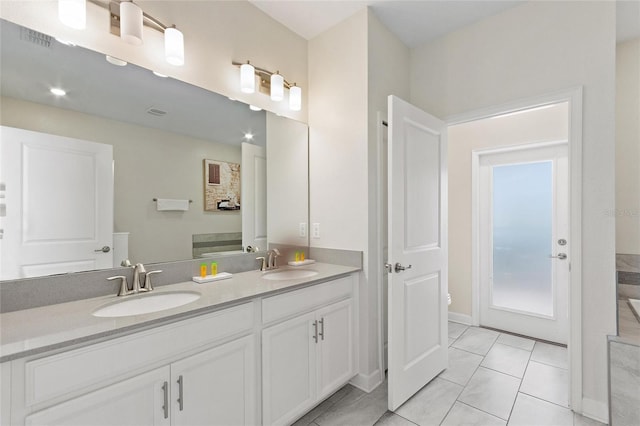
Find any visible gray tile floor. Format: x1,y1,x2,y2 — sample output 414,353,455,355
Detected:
293,322,606,426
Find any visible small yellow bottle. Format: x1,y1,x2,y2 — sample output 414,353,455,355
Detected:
295,251,301,262
200,263,207,278
300,251,305,261
211,262,218,276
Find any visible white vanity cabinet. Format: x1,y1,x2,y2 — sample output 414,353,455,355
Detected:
23,335,256,426
170,335,256,426
24,366,171,426
9,303,258,426
3,271,358,426
261,277,356,426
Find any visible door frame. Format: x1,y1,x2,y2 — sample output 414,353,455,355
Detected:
449,87,583,412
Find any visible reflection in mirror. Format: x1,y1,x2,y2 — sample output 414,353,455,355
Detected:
0,19,309,280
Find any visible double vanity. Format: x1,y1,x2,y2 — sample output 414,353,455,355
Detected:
0,262,360,426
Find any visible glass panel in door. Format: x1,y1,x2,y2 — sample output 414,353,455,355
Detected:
491,161,553,317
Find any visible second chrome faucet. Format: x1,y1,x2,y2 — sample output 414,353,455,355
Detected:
257,249,281,271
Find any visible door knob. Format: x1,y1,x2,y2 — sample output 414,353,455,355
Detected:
394,262,412,273
94,246,111,253
549,253,567,260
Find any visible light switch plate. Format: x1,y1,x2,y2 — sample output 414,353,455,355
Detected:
299,222,307,237
312,223,320,238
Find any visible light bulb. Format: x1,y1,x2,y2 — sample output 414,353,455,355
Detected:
289,84,302,111
120,1,143,45
240,62,255,94
165,27,184,66
58,0,86,30
271,72,284,102
50,87,67,96
249,105,262,111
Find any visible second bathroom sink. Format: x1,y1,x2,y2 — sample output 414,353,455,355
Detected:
262,269,319,281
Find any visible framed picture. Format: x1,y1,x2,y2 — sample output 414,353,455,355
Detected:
203,159,241,212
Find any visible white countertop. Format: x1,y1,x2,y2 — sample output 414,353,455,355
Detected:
0,263,359,362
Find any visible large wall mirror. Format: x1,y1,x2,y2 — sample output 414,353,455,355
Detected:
0,19,309,281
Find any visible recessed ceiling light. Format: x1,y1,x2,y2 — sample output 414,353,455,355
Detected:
153,71,168,78
244,132,254,141
50,87,66,96
249,105,262,111
55,38,76,46
105,55,127,67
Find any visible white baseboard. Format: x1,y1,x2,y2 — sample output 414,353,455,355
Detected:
581,398,609,424
350,370,383,393
448,311,473,325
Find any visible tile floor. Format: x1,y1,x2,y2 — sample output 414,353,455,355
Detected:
293,322,606,426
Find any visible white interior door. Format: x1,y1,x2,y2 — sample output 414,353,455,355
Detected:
479,143,569,344
0,126,113,279
241,142,267,251
387,96,448,410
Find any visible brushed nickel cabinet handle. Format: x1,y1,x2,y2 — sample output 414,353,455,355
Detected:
319,318,325,341
162,381,169,419
177,375,184,411
312,320,318,343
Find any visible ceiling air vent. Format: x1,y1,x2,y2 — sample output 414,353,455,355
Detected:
20,26,52,48
146,107,167,117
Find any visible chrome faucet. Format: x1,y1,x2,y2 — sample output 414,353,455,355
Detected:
108,263,162,296
256,249,282,272
256,256,267,271
132,263,147,293
267,248,281,269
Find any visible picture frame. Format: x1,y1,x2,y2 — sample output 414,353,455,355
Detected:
203,159,241,212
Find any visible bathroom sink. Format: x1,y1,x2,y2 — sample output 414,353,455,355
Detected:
92,291,201,318
262,269,319,281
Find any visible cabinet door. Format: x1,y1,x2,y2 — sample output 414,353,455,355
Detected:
25,367,170,426
317,299,354,399
262,311,317,426
171,335,257,426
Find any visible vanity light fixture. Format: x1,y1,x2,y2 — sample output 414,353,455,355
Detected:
164,26,184,66
289,83,302,111
244,132,254,141
270,72,284,102
153,71,169,78
119,0,143,45
58,0,86,30
233,60,302,111
58,0,185,66
240,61,256,94
249,105,262,112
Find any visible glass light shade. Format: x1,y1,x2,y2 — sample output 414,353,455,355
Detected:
240,62,255,94
270,73,284,102
289,84,302,111
164,27,184,66
58,0,86,30
120,1,143,45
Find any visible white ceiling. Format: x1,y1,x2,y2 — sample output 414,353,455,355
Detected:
250,0,640,46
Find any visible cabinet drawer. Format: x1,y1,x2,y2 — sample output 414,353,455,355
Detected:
262,276,353,324
24,302,253,407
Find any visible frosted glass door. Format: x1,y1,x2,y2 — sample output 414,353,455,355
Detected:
491,161,553,316
478,143,568,344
